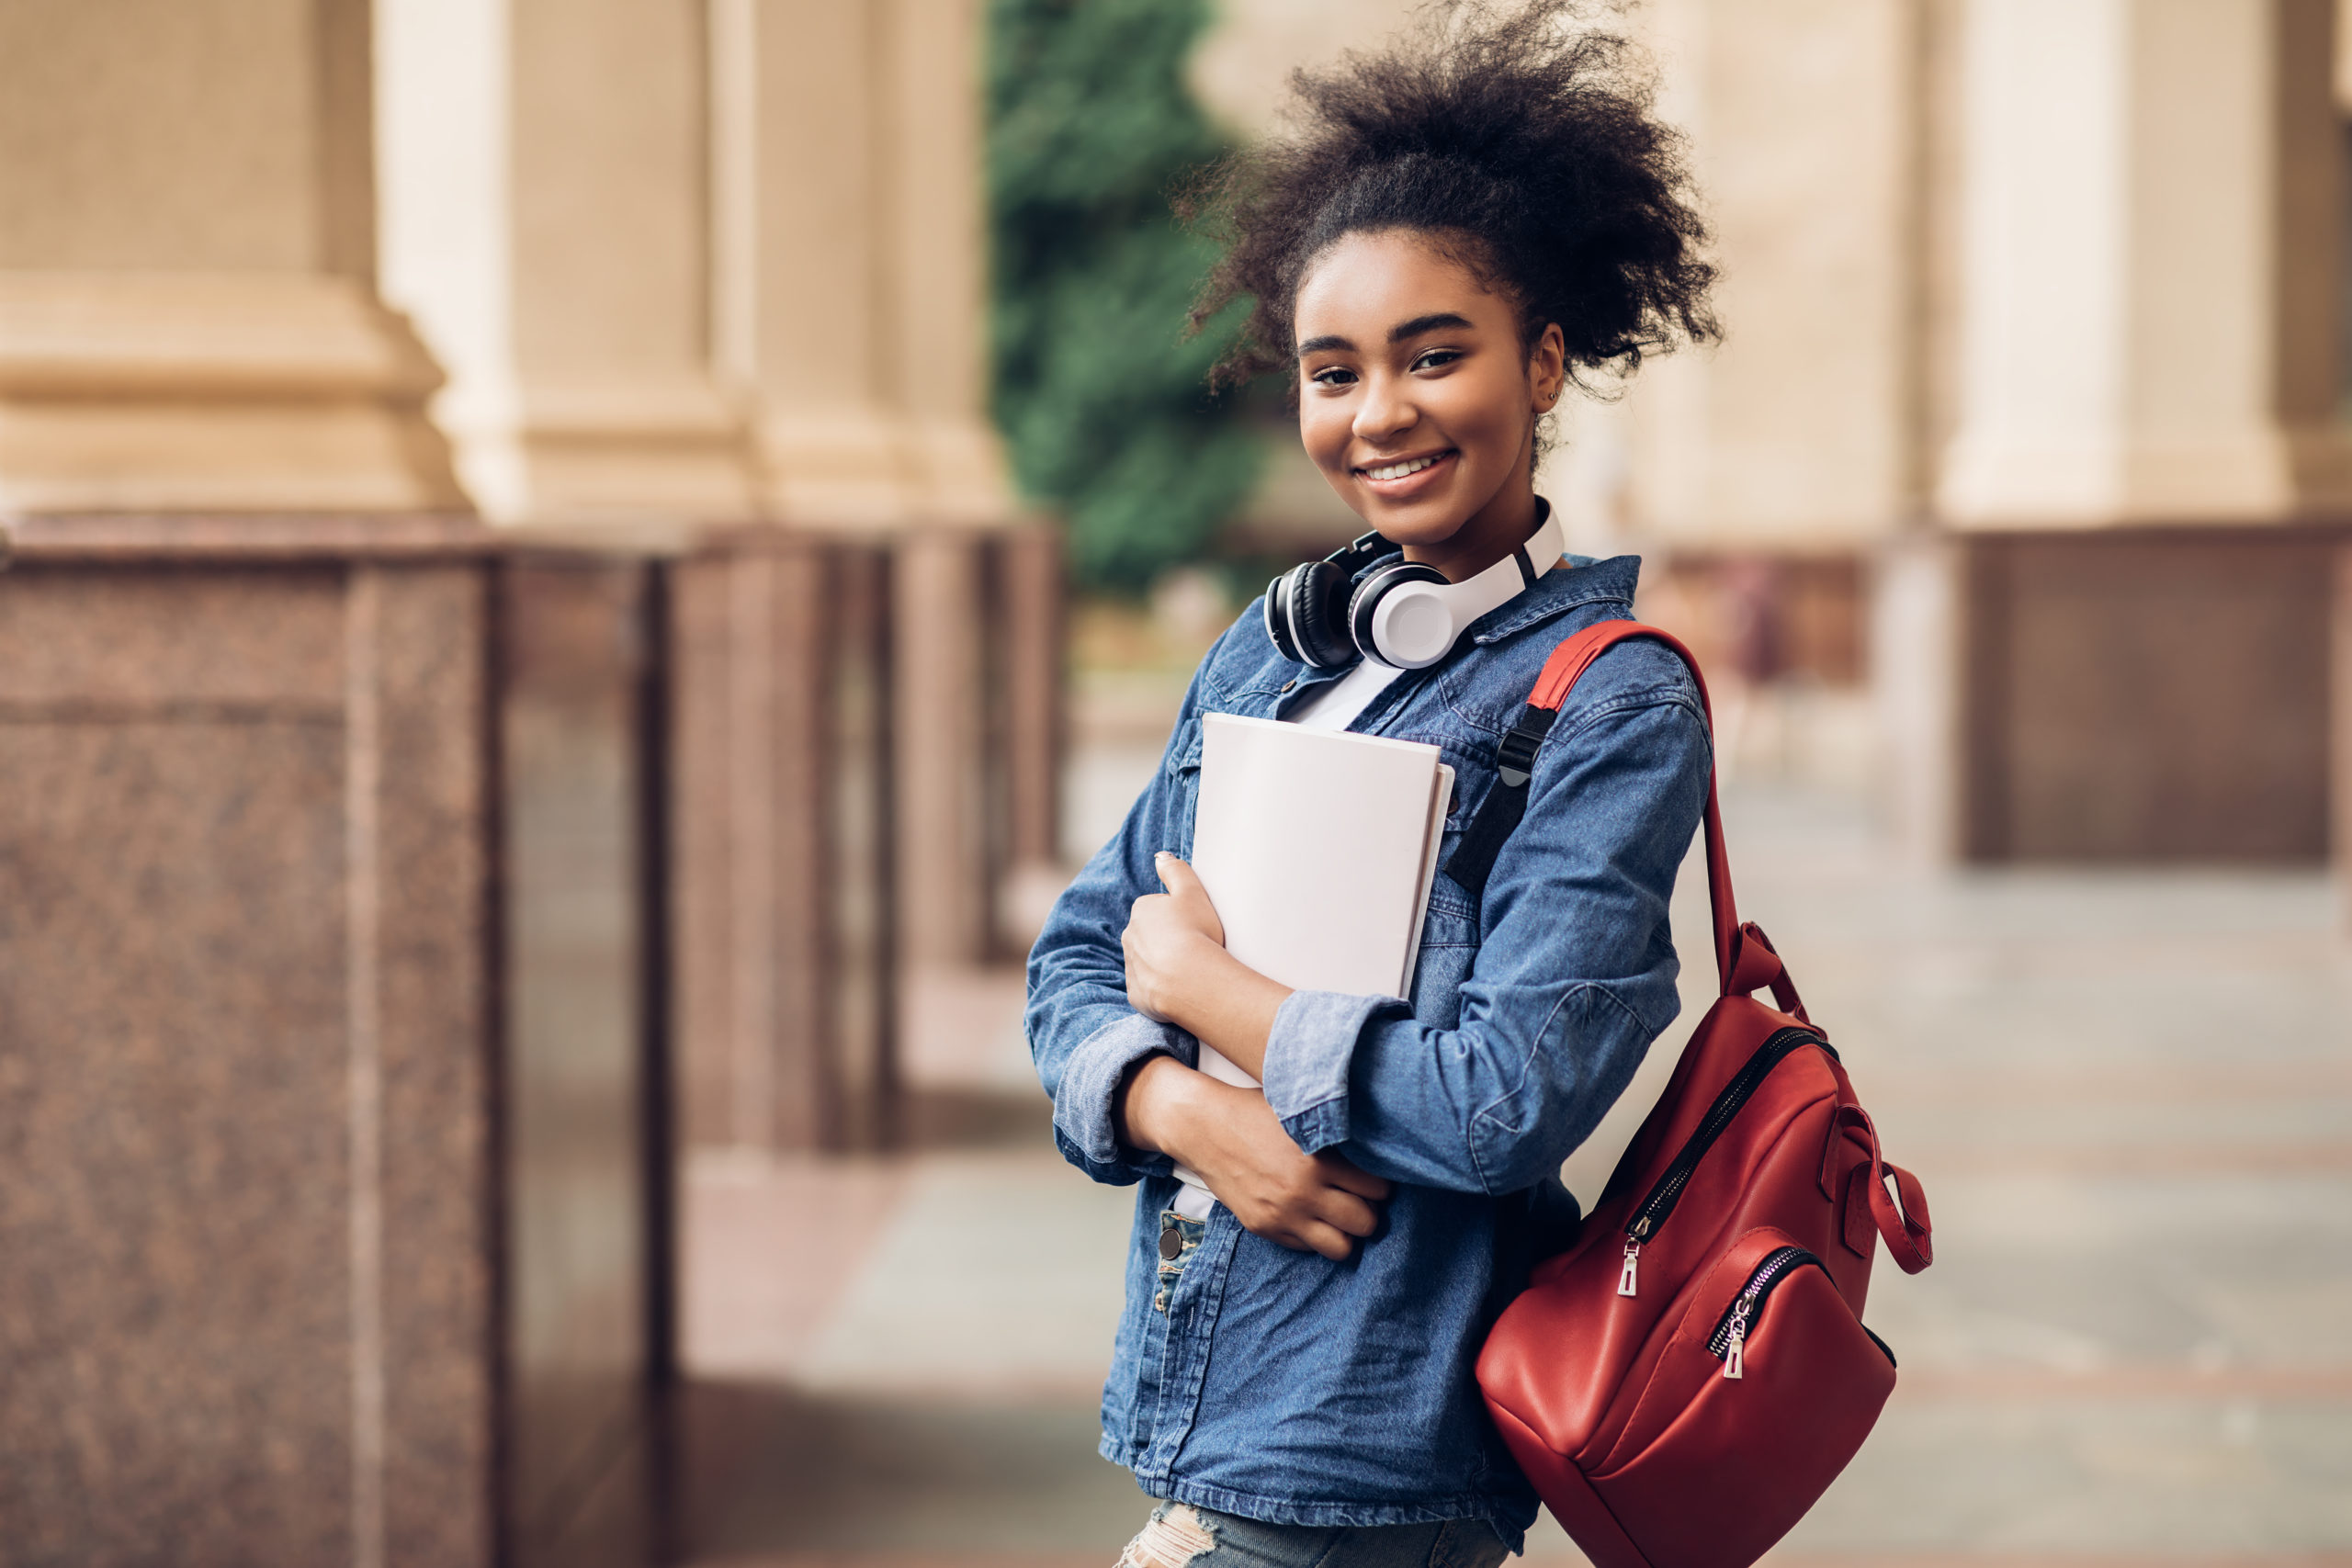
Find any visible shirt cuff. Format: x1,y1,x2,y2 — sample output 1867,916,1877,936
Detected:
1052,1010,1198,1175
1261,989,1396,1155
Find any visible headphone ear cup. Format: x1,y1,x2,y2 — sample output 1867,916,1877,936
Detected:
1263,569,1304,662
1349,561,1450,667
1285,559,1361,669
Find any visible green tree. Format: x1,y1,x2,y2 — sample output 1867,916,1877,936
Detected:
987,0,1263,592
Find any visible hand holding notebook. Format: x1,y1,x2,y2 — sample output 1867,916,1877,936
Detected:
1179,711,1453,1100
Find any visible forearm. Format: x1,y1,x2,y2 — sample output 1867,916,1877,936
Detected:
1117,1049,1392,1262
1151,934,1291,1081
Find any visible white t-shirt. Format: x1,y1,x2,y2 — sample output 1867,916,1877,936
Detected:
1283,658,1406,732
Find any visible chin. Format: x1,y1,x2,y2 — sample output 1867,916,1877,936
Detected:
1358,495,1473,546
1374,518,1468,550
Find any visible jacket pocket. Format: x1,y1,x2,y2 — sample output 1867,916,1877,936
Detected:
1164,716,1204,859
1408,888,1480,1019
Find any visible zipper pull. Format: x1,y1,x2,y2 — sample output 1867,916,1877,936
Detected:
1724,1303,1751,1380
1617,1239,1641,1297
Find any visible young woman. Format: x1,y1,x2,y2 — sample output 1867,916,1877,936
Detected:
1026,6,1718,1563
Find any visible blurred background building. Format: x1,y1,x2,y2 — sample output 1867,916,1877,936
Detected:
1,1,2348,1565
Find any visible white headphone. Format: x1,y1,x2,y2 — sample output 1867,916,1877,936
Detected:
1262,501,1566,671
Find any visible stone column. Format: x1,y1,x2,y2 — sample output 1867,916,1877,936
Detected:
1891,0,2349,862
0,522,675,1568
1533,0,1928,768
876,0,1012,526
0,0,463,512
669,532,898,1154
710,0,1020,969
1939,0,2349,525
711,0,910,519
375,0,760,522
999,523,1067,886
709,0,1009,525
0,6,678,1560
2,522,492,1561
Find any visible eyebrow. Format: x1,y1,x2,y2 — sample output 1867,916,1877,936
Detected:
1388,311,1474,342
1295,311,1477,358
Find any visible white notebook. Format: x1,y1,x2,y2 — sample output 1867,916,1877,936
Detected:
1183,712,1453,1094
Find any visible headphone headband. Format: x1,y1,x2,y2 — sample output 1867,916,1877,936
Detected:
1322,530,1391,576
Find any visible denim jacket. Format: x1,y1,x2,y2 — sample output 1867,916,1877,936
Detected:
1023,551,1712,1549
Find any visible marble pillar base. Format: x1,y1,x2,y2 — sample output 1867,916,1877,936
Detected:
2334,548,2352,921
0,514,665,1568
665,518,1066,1156
668,528,897,1155
1879,525,2342,863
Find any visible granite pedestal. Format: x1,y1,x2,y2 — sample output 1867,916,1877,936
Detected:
0,516,666,1568
1882,525,2346,864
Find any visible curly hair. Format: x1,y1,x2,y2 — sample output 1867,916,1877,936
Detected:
1180,0,1716,394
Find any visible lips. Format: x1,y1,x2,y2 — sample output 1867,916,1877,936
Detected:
1355,447,1457,497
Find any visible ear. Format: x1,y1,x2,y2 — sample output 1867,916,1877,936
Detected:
1528,321,1568,413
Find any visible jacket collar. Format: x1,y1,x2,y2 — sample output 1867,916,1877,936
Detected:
1467,550,1642,645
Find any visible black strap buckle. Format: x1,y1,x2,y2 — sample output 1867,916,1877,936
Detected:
1494,706,1557,788
1440,704,1560,899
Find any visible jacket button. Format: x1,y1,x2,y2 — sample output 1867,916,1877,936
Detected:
1280,680,1295,693
1159,1225,1183,1260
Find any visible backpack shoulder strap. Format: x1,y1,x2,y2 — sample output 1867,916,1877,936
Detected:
1440,619,1755,1001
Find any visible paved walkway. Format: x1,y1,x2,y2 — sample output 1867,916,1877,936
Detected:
674,783,2352,1567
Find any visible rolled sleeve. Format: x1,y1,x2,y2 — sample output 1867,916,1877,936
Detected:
1049,1011,1198,1183
1261,989,1401,1155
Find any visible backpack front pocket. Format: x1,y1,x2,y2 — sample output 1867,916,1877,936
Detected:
1591,1226,1897,1568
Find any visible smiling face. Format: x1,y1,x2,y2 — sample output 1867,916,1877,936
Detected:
1294,229,1566,581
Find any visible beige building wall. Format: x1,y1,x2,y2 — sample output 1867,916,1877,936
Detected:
1189,0,1424,128
1188,0,1427,552
1194,0,1931,558
1900,0,2346,863
0,0,463,513
1608,0,1925,550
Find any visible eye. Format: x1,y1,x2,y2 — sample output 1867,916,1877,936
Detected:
1411,347,1464,373
1308,365,1359,389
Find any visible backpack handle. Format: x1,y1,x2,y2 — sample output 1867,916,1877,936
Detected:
1447,620,1757,999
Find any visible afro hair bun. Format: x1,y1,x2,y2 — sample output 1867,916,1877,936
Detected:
1182,0,1717,391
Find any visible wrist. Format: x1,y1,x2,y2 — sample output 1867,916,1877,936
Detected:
1114,1053,1203,1161
1159,932,1244,1037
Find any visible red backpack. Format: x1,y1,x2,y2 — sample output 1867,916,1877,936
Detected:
1456,622,1934,1568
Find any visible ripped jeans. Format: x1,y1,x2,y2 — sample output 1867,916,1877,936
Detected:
1117,1501,1510,1568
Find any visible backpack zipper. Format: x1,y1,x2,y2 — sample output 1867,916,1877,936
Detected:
1707,1245,1821,1379
1616,1027,1831,1297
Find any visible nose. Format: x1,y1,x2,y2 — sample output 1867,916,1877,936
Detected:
1352,369,1417,448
